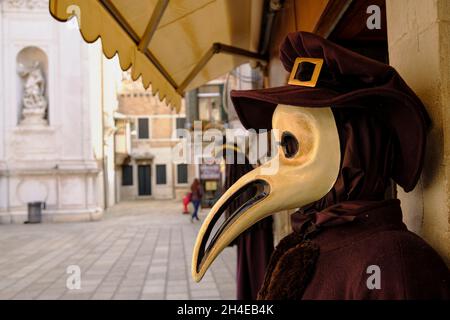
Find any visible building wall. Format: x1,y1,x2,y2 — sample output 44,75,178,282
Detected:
117,76,231,203
151,117,173,139
386,0,450,265
119,152,176,201
0,0,120,223
0,2,6,214
116,82,191,201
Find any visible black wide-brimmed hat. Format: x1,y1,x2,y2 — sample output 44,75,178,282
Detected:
230,31,429,192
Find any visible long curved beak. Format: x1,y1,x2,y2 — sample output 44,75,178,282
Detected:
192,165,270,282
191,106,341,282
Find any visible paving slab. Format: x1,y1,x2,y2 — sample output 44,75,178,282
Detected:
0,200,237,300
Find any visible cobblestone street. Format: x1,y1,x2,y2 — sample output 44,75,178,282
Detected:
0,200,236,300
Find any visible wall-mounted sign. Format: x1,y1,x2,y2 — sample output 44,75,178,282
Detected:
205,181,218,191
199,164,221,180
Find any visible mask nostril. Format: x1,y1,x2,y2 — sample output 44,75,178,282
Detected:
281,132,299,158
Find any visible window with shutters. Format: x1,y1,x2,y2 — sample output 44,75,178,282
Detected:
138,118,149,139
156,164,167,185
176,117,186,130
122,165,133,186
177,164,188,184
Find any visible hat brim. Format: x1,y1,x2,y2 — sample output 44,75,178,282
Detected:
230,85,429,193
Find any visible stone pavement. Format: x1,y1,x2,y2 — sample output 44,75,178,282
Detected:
0,200,237,300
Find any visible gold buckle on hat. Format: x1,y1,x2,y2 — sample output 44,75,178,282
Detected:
288,57,324,88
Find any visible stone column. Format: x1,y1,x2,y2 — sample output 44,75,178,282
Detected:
0,9,6,215
0,9,3,160
386,0,450,265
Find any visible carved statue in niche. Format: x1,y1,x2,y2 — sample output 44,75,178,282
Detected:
18,61,48,125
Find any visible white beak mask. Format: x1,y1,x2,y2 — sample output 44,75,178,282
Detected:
192,104,341,282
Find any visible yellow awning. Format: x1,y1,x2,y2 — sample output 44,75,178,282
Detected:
49,0,265,111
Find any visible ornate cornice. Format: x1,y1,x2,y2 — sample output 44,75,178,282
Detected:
4,0,48,11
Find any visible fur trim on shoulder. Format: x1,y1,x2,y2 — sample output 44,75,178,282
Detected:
258,235,319,300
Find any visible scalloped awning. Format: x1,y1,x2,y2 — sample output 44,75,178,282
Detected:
49,0,265,111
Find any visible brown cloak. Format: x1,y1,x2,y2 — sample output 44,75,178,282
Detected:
228,32,449,300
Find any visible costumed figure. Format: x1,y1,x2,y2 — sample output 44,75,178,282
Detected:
192,32,450,299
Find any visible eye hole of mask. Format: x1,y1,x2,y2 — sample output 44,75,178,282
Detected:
281,132,299,158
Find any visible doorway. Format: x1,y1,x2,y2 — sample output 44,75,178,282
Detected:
138,165,152,196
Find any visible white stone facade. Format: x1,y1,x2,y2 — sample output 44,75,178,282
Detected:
0,0,121,223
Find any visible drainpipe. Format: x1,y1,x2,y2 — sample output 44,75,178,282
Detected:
172,162,176,199
259,0,283,56
111,119,118,205
101,55,108,210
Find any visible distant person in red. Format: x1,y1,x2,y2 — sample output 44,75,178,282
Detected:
182,192,191,214
190,179,203,222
